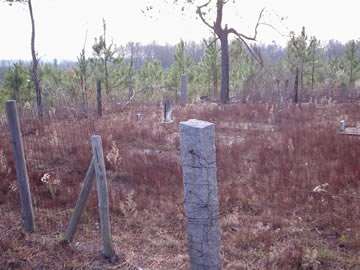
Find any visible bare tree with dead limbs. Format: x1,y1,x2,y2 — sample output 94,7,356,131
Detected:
194,0,265,103
3,0,43,117
145,0,265,103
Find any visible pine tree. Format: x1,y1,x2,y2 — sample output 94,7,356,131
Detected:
344,40,360,87
200,35,221,96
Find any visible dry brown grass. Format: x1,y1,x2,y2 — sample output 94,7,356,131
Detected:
1,101,360,269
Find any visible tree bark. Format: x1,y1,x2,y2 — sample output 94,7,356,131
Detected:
104,60,109,96
79,50,88,113
213,63,218,96
294,66,299,103
349,58,354,87
311,51,315,91
81,74,88,112
300,60,304,95
212,37,218,96
28,0,42,117
197,0,262,104
213,0,230,104
218,29,230,103
128,45,134,100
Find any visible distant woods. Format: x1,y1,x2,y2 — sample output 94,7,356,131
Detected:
0,30,360,111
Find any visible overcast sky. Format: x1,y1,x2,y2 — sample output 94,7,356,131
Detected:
0,0,359,61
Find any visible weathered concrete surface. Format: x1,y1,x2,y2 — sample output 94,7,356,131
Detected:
179,119,221,270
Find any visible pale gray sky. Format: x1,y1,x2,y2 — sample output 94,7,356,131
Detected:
0,0,359,60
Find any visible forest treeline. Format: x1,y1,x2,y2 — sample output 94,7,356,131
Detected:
1,27,359,111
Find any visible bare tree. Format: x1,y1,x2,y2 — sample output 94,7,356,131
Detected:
77,31,89,113
126,42,136,100
92,19,118,96
196,1,265,103
28,0,42,116
163,0,264,103
144,0,265,103
3,0,43,116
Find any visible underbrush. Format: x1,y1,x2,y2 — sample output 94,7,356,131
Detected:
1,101,360,269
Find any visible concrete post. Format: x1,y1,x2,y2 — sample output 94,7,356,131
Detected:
179,119,222,270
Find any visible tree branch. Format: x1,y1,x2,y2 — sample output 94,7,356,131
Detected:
204,36,219,48
2,0,26,6
228,8,265,41
236,36,263,67
258,22,290,39
123,86,152,108
13,63,31,77
215,0,223,29
196,0,214,30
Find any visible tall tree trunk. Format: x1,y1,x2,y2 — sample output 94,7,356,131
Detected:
79,50,88,113
212,36,218,96
349,59,354,87
311,51,315,91
81,73,88,112
300,60,304,95
219,31,230,103
197,0,262,104
294,67,299,103
213,62,218,96
28,0,42,117
104,60,109,96
12,66,20,103
128,45,134,100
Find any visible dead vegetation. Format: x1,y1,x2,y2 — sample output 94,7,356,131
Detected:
1,101,360,269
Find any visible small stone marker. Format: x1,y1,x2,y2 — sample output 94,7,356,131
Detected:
179,119,222,270
163,99,172,123
338,120,360,136
340,120,345,131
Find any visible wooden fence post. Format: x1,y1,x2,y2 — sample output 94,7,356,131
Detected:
64,158,95,242
97,80,102,118
5,100,35,232
179,119,222,270
91,135,113,258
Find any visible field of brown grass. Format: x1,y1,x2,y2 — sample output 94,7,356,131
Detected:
1,101,360,269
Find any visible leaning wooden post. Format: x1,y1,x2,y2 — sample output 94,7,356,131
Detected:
64,158,95,242
179,119,222,270
97,80,102,118
181,74,188,105
91,135,113,258
5,100,35,232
